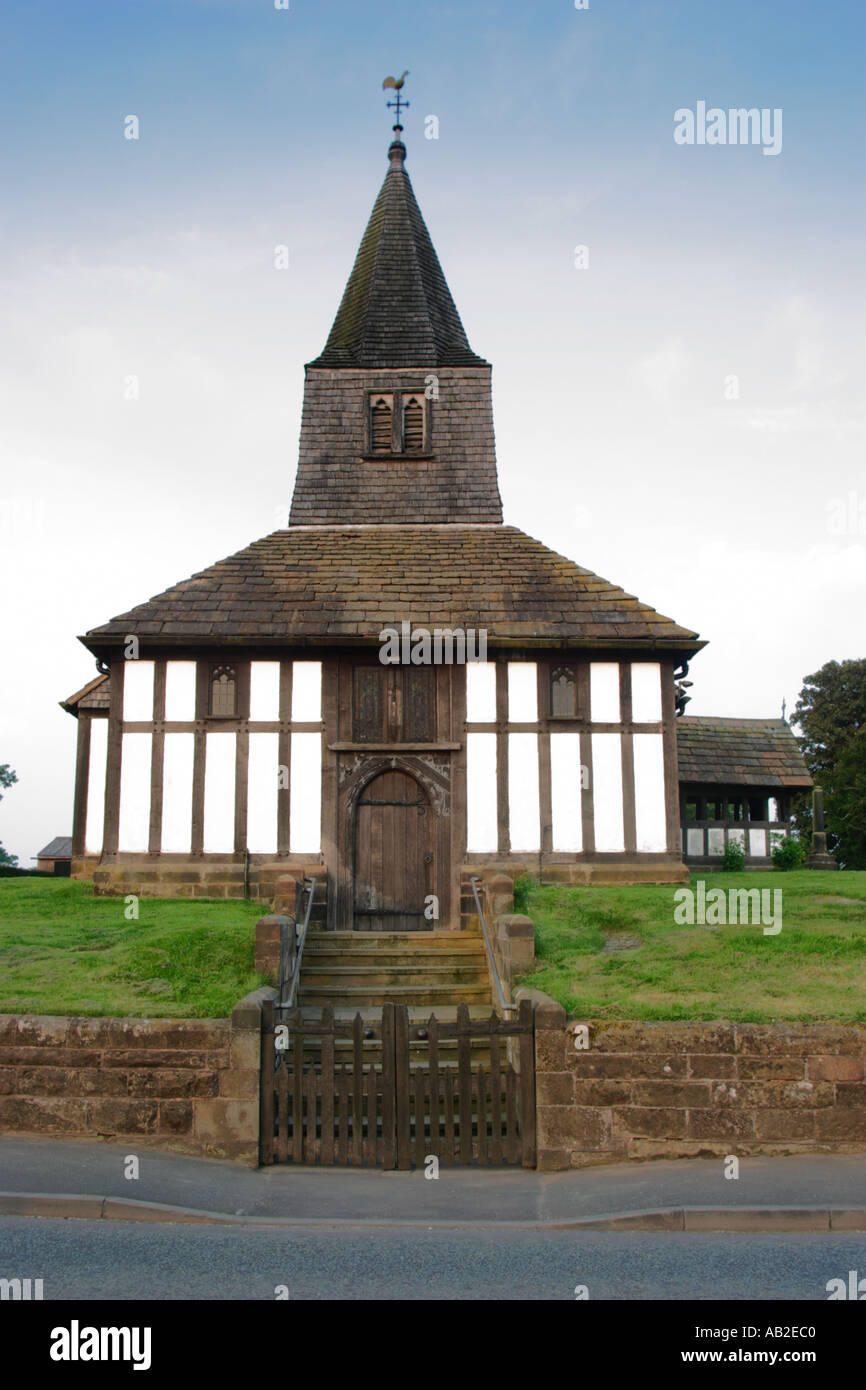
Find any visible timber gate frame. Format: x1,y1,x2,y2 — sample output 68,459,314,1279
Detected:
260,1000,536,1169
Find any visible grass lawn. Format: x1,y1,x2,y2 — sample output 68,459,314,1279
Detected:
4,872,866,1024
0,878,265,1018
515,871,866,1023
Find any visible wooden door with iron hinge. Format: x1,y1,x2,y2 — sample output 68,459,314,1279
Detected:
353,768,433,931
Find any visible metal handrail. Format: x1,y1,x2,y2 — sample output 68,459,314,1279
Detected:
470,875,516,1016
275,877,315,1011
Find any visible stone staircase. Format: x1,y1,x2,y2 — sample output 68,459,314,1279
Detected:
295,928,496,1067
298,929,493,1010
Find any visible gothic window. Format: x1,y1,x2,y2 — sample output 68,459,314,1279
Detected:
551,667,577,717
370,394,394,453
210,665,237,717
353,668,384,741
402,395,425,453
404,666,435,740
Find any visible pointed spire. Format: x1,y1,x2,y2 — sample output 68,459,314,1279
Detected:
310,134,487,369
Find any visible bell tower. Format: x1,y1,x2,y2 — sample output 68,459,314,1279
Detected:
289,98,503,526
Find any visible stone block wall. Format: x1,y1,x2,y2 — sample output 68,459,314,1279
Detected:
0,987,277,1163
86,862,328,917
255,916,297,990
459,867,522,933
494,915,535,989
531,1012,866,1171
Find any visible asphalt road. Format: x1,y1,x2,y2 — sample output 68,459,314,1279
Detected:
2,1218,864,1300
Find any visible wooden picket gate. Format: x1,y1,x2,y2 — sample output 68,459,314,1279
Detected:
260,999,536,1169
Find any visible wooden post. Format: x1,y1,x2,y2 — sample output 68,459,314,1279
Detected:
102,657,124,855
321,1003,335,1165
518,998,536,1168
71,714,92,858
321,657,339,928
660,660,681,855
580,727,595,855
352,1012,364,1165
496,659,510,855
292,1015,304,1163
490,1031,502,1165
234,726,249,856
191,661,208,856
381,1003,397,1169
428,1013,440,1159
395,1004,411,1170
457,1002,473,1163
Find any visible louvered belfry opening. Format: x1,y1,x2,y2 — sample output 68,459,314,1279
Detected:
402,395,424,453
370,395,393,453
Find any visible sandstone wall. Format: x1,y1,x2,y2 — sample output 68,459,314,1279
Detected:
0,988,276,1163
83,862,327,918
532,1006,866,1171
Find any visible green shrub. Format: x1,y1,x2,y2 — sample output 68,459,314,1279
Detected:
773,835,807,870
721,838,746,872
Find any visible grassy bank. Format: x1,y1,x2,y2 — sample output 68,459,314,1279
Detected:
516,871,866,1022
4,872,866,1023
0,878,264,1017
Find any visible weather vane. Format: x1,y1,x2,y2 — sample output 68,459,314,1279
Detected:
383,70,409,133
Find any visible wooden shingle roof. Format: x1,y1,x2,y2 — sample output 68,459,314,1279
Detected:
60,673,110,715
80,525,704,653
310,139,486,369
677,717,812,788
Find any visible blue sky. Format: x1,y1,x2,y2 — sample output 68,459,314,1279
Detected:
0,0,864,860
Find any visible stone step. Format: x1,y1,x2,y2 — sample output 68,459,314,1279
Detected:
298,983,493,1006
298,928,493,1010
303,956,489,967
301,966,489,988
304,946,487,966
305,930,482,948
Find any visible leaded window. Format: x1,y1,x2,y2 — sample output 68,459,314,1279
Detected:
210,665,237,717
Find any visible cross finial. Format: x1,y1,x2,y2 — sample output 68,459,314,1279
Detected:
781,697,787,722
382,70,410,135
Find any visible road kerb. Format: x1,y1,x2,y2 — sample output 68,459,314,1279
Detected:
2,1191,865,1232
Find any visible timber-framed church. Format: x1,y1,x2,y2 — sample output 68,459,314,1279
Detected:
61,120,810,926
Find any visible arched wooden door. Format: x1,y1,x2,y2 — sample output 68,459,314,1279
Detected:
353,769,433,932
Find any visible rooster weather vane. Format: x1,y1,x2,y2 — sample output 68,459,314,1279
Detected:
383,70,410,132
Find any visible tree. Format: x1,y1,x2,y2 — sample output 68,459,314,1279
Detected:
824,730,866,870
791,660,866,868
792,659,866,779
0,764,18,868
